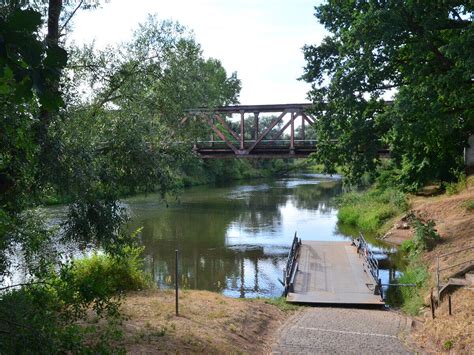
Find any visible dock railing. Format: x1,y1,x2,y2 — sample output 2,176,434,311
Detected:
283,232,301,296
355,234,382,296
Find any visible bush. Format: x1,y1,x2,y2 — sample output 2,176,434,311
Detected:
70,246,152,294
401,217,440,257
445,173,468,195
0,245,151,352
0,281,123,353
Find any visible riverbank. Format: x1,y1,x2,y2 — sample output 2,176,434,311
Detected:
40,159,313,206
397,183,474,352
87,289,295,353
339,178,474,352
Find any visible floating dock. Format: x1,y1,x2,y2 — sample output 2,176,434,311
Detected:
284,238,384,305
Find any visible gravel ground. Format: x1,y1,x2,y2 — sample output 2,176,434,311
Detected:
272,307,412,354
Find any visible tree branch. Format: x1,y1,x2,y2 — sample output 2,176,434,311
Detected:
59,0,85,35
0,281,53,291
402,9,454,69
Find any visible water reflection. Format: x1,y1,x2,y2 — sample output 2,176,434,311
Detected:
126,175,379,298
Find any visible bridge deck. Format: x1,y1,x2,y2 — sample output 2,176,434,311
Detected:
287,241,384,305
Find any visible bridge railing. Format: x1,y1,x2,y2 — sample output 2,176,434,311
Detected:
283,232,301,296
194,139,319,149
355,234,382,296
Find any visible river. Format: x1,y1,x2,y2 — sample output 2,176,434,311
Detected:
125,174,396,298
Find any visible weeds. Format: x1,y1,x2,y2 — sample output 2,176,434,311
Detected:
445,173,468,195
388,216,439,315
401,216,440,257
443,340,454,350
385,263,429,315
337,188,408,233
464,200,474,211
264,297,300,312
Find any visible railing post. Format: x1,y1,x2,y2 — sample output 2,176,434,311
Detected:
436,255,440,303
175,249,179,316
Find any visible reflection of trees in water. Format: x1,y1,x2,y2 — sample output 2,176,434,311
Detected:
290,180,341,212
144,245,286,297
235,180,342,231
128,178,342,297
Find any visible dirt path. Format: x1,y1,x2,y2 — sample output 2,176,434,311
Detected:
272,307,412,354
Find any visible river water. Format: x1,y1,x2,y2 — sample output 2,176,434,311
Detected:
125,174,395,298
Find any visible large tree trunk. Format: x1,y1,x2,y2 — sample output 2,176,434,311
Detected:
37,0,63,184
47,0,62,45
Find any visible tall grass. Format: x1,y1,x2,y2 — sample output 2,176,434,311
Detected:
337,188,408,233
385,263,429,315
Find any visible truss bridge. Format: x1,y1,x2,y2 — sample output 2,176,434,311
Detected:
184,103,317,159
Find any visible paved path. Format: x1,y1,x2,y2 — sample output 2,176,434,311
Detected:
273,307,412,354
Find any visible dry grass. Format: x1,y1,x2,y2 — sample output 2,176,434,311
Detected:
412,288,474,353
112,289,292,353
385,178,474,352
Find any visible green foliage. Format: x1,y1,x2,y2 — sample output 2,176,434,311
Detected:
445,173,468,195
385,263,429,315
66,246,152,298
443,340,454,350
1,6,245,352
464,199,474,211
401,217,441,257
178,158,301,187
0,245,150,352
337,188,408,233
302,1,474,189
263,297,300,312
389,217,440,315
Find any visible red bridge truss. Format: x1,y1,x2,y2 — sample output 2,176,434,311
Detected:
183,103,317,159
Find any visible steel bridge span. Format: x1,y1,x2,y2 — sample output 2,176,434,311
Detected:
184,103,317,159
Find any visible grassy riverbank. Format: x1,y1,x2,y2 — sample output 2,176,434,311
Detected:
337,188,408,234
336,176,474,352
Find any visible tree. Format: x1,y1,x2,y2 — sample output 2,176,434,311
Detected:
0,5,241,350
302,1,474,189
64,16,241,199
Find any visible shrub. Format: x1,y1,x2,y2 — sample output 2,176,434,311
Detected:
402,217,440,257
70,246,152,295
445,173,467,195
0,245,151,352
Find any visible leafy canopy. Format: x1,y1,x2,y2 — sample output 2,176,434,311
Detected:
302,1,474,190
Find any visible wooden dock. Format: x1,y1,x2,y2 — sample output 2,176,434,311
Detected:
285,240,384,305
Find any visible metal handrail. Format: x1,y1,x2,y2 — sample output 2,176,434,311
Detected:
439,245,474,258
436,245,474,301
283,232,301,296
355,234,381,296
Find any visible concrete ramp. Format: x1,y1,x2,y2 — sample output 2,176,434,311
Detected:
287,241,384,305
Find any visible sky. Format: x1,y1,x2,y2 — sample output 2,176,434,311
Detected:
69,0,327,105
